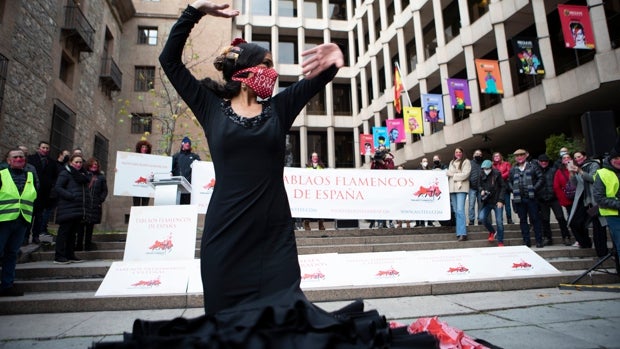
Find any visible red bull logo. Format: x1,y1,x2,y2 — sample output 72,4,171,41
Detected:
148,233,173,253
512,260,533,269
302,271,325,280
203,178,216,190
134,176,148,184
131,277,161,287
376,267,400,277
447,264,469,274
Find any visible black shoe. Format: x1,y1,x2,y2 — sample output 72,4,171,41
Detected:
0,287,24,297
523,241,531,247
536,242,544,248
544,238,553,246
468,221,475,225
68,257,84,263
507,219,514,224
53,258,70,265
458,235,468,241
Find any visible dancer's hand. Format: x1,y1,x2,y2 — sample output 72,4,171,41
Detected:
191,0,240,18
301,43,344,79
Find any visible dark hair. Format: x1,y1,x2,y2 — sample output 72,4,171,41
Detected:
69,154,83,163
38,141,50,147
202,42,269,99
135,140,152,154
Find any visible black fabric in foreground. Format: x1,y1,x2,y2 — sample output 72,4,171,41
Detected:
91,297,439,349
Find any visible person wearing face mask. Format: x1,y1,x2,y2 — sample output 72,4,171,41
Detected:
447,147,471,241
566,150,607,255
113,2,439,348
554,146,570,169
53,155,92,264
492,152,514,224
508,149,544,248
477,160,506,246
0,149,39,297
76,157,108,252
593,139,620,263
432,154,447,170
534,154,572,246
468,149,484,226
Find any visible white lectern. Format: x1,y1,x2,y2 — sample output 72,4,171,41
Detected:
150,176,192,206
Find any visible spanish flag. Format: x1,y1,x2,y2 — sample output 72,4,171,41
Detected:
393,65,403,114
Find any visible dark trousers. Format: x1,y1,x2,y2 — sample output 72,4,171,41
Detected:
513,197,542,244
538,200,571,240
76,223,95,251
55,218,83,260
0,218,29,289
568,200,593,249
180,193,191,205
132,197,150,206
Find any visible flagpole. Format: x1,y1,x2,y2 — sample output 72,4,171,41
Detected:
394,62,413,107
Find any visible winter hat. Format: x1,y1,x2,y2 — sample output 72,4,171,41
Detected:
481,160,493,169
182,136,191,145
537,154,550,162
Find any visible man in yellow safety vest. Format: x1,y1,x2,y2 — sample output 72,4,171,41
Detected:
592,139,620,262
0,148,39,297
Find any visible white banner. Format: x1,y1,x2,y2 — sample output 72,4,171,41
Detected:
189,162,450,220
113,151,172,197
98,246,560,296
285,167,450,220
124,205,198,261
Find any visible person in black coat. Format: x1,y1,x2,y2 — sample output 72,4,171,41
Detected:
76,157,108,251
171,136,200,204
26,141,57,244
534,154,572,246
53,155,92,264
477,160,507,246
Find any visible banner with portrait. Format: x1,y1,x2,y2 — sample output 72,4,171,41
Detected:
446,78,471,110
385,119,406,143
404,107,423,134
359,134,375,155
421,94,445,123
372,126,390,150
558,4,595,50
512,37,545,75
474,59,503,94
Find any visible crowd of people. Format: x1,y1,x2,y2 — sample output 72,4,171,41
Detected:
0,142,108,296
362,143,616,256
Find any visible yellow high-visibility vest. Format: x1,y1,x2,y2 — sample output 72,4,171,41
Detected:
0,169,37,223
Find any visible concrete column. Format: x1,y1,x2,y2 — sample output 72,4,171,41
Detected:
463,45,481,113
413,10,424,66
531,0,556,78
439,63,454,125
327,126,335,168
299,126,308,167
587,0,612,52
493,22,514,97
458,0,471,27
432,0,446,47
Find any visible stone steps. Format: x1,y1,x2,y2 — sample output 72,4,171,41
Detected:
2,224,617,315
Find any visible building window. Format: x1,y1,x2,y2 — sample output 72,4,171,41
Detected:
59,52,75,88
138,26,158,45
278,36,298,64
307,90,325,114
134,66,155,91
0,54,8,114
252,0,271,15
279,0,297,16
93,133,109,174
333,84,352,115
304,0,322,18
329,0,346,20
50,102,76,158
131,113,152,134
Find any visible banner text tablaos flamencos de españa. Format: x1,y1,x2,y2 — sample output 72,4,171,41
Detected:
191,162,450,220
284,167,450,220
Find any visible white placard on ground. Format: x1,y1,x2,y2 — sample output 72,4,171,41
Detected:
124,205,198,262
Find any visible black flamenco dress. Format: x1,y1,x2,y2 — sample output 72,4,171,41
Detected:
93,6,438,349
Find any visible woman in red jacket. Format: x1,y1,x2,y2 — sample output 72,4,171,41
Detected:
553,153,576,217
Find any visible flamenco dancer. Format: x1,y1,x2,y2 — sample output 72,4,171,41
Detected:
95,1,439,348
